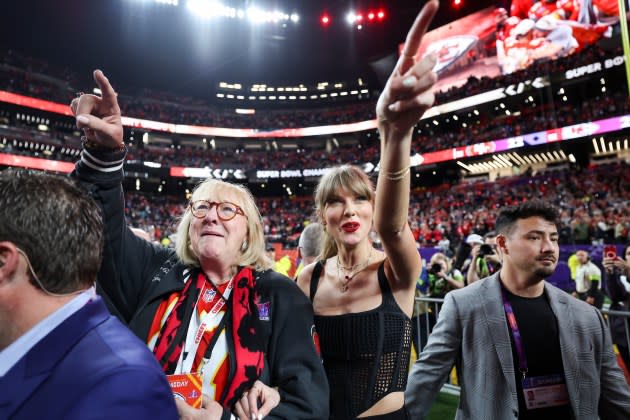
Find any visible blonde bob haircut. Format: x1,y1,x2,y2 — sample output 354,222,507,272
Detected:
314,165,375,260
175,178,273,270
429,252,451,271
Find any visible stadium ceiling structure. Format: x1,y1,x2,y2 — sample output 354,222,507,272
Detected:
0,0,500,100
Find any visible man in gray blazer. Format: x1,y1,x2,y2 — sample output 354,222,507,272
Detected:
405,200,630,419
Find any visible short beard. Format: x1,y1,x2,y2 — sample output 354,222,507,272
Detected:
534,266,556,279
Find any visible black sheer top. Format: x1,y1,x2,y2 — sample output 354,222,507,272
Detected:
310,261,412,419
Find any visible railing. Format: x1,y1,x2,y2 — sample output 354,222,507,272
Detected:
602,308,630,356
413,295,630,366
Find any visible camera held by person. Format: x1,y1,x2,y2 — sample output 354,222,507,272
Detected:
477,244,495,258
426,253,464,298
428,262,443,275
466,233,502,285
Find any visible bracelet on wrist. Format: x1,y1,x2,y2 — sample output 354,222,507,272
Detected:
81,136,125,152
382,165,410,181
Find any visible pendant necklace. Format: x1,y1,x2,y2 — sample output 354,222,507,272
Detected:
336,247,373,293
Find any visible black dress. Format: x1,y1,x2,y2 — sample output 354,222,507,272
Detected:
310,261,412,419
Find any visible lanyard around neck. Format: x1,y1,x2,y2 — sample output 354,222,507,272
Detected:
193,276,234,345
181,275,234,373
500,283,529,378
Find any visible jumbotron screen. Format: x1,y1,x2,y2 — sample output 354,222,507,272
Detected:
405,0,628,94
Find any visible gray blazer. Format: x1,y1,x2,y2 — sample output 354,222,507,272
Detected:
405,272,630,419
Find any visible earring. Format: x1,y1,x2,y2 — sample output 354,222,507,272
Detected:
241,241,248,251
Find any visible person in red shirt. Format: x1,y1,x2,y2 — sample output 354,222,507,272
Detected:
511,0,537,19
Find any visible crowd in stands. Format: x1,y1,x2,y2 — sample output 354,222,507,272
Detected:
124,162,630,252
407,162,630,249
2,47,629,248
125,140,382,170
3,88,628,170
1,44,625,131
0,49,376,129
0,50,78,103
121,96,376,129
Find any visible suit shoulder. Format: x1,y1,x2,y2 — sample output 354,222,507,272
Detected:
562,290,600,313
88,317,163,371
444,277,498,314
449,278,485,299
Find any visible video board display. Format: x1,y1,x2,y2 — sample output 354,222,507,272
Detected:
407,1,627,93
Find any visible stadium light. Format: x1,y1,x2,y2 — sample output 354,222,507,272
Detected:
248,7,289,23
187,0,232,19
187,0,298,23
346,9,385,26
346,11,356,24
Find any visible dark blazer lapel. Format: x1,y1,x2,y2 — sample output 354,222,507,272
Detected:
480,274,518,396
545,284,580,414
0,361,49,416
0,299,109,417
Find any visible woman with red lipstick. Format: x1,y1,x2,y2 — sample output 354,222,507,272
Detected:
296,2,439,418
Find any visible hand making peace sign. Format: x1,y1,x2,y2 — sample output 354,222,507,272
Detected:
376,0,439,136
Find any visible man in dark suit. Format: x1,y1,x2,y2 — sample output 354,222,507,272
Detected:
0,170,177,420
405,199,630,419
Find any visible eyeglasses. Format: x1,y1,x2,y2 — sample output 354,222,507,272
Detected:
190,200,245,221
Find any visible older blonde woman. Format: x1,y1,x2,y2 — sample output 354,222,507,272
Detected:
71,72,328,420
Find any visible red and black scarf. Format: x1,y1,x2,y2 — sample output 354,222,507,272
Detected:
152,266,265,408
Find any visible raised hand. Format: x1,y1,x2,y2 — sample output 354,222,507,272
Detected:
376,0,439,136
70,70,123,149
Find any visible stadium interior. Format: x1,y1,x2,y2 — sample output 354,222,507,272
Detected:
0,0,629,260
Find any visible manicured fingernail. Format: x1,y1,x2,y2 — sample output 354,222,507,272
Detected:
402,76,417,87
76,115,89,124
388,103,399,112
258,415,263,420
251,414,256,420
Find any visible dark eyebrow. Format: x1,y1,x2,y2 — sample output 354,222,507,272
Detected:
525,230,559,237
